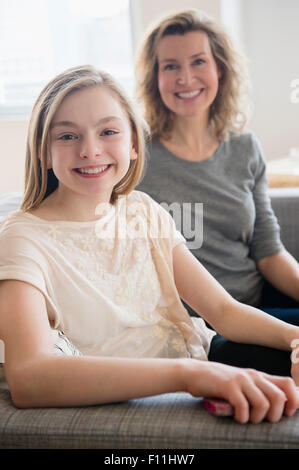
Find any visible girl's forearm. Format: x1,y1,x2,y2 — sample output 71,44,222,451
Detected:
9,355,185,408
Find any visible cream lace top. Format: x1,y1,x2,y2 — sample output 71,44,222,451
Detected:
0,191,215,360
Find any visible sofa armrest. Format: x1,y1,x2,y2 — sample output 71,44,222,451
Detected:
269,187,299,261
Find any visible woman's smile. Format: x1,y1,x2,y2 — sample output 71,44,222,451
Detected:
174,88,205,101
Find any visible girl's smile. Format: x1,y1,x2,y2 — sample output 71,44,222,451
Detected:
73,164,112,178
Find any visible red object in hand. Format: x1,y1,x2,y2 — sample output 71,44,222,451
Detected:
202,398,234,416
203,387,299,417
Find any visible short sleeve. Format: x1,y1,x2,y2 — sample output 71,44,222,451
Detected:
0,218,58,321
134,191,186,249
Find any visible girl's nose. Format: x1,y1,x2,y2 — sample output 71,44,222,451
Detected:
79,136,102,159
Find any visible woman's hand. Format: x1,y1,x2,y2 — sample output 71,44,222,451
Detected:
180,359,299,424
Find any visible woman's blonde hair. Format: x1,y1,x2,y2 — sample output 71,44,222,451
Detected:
135,9,252,142
21,65,148,211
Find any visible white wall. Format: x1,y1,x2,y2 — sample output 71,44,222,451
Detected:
130,0,222,47
240,0,299,161
1,120,28,193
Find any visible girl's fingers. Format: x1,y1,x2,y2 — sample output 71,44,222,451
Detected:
229,371,295,424
241,380,273,424
262,374,299,417
229,390,250,424
252,377,287,423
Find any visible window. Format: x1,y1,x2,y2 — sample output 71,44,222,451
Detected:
0,0,134,119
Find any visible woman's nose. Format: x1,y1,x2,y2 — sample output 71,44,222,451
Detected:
177,66,193,86
79,136,102,159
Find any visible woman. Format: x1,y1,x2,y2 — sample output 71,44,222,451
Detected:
135,9,299,324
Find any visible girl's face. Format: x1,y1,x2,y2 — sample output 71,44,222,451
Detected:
48,85,137,203
157,31,221,122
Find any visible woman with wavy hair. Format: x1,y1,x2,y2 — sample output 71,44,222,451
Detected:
136,9,299,365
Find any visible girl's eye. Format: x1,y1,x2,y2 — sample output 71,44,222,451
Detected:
102,129,118,136
59,134,77,141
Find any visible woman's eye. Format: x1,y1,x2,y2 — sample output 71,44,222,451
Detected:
164,64,177,71
193,59,205,66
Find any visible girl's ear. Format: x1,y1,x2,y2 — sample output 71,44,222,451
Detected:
46,156,52,169
37,145,52,169
130,147,138,161
130,135,138,161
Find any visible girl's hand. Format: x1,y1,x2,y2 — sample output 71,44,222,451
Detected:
180,360,299,424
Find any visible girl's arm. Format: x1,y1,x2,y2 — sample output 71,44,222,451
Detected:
173,243,299,354
0,279,298,423
257,250,299,302
0,280,182,407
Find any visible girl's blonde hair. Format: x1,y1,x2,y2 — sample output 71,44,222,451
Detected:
135,9,252,142
21,65,148,211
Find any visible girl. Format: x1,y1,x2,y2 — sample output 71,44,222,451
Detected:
0,65,298,424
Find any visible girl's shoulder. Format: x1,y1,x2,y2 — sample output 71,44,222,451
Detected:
0,210,55,243
126,190,161,211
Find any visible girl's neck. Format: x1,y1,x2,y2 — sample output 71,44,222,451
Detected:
161,115,219,162
29,189,112,222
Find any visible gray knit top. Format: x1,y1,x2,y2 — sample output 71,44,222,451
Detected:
137,132,283,306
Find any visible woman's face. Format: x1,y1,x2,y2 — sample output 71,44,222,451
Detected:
157,31,221,121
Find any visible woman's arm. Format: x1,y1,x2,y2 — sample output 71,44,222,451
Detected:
257,250,299,302
173,243,299,352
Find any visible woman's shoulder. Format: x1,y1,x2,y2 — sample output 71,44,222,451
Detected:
227,130,260,149
225,131,264,163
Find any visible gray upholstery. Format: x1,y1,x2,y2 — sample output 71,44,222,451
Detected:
0,188,299,449
1,377,299,449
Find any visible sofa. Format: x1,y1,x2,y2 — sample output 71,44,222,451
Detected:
0,188,299,450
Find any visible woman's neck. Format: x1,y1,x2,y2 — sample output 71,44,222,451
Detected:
161,115,219,162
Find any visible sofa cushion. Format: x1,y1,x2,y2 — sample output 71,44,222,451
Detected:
0,192,22,221
0,378,298,449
